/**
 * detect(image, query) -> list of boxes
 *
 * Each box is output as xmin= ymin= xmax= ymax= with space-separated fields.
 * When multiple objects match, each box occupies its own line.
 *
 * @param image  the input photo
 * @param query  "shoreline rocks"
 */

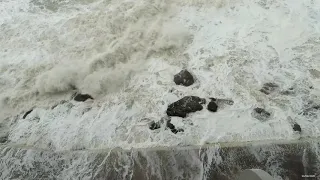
xmin=166 ymin=96 xmax=206 ymax=118
xmin=207 ymin=101 xmax=218 ymax=112
xmin=148 ymin=117 xmax=184 ymax=134
xmin=149 ymin=121 xmax=161 ymax=130
xmin=173 ymin=70 xmax=194 ymax=86
xmin=293 ymin=123 xmax=301 ymax=132
xmin=74 ymin=94 xmax=93 ymax=102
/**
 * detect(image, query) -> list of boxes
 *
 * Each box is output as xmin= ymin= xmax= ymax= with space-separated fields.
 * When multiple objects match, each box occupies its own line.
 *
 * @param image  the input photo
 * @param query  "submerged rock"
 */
xmin=23 ymin=109 xmax=33 ymax=119
xmin=0 ymin=134 xmax=8 ymax=143
xmin=173 ymin=70 xmax=194 ymax=86
xmin=293 ymin=123 xmax=301 ymax=132
xmin=260 ymin=82 xmax=279 ymax=95
xmin=166 ymin=96 xmax=205 ymax=118
xmin=74 ymin=94 xmax=93 ymax=102
xmin=252 ymin=108 xmax=271 ymax=121
xmin=148 ymin=117 xmax=184 ymax=134
xmin=148 ymin=121 xmax=161 ymax=130
xmin=165 ymin=120 xmax=184 ymax=134
xmin=207 ymin=101 xmax=218 ymax=112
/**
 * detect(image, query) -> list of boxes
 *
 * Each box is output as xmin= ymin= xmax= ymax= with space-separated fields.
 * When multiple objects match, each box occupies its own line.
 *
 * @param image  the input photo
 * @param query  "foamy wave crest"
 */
xmin=0 ymin=0 xmax=193 ymax=116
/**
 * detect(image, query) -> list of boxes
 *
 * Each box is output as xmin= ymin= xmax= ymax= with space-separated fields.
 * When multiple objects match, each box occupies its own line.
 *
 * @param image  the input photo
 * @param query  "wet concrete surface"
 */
xmin=0 ymin=139 xmax=319 ymax=180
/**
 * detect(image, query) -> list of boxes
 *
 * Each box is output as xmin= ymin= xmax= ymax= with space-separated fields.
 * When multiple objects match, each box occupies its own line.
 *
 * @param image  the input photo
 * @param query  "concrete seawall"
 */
xmin=0 ymin=139 xmax=319 ymax=180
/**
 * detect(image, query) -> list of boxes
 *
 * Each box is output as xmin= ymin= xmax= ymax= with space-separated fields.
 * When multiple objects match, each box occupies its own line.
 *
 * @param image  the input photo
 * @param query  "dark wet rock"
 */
xmin=293 ymin=123 xmax=301 ymax=132
xmin=260 ymin=82 xmax=279 ymax=95
xmin=173 ymin=70 xmax=194 ymax=86
xmin=166 ymin=121 xmax=183 ymax=134
xmin=166 ymin=121 xmax=175 ymax=130
xmin=207 ymin=101 xmax=218 ymax=112
xmin=165 ymin=120 xmax=184 ymax=133
xmin=148 ymin=116 xmax=171 ymax=130
xmin=171 ymin=128 xmax=184 ymax=134
xmin=51 ymin=104 xmax=58 ymax=110
xmin=254 ymin=108 xmax=271 ymax=116
xmin=166 ymin=96 xmax=205 ymax=118
xmin=252 ymin=108 xmax=271 ymax=121
xmin=148 ymin=121 xmax=161 ymax=130
xmin=313 ymin=105 xmax=320 ymax=110
xmin=23 ymin=109 xmax=33 ymax=119
xmin=148 ymin=117 xmax=184 ymax=134
xmin=74 ymin=94 xmax=93 ymax=102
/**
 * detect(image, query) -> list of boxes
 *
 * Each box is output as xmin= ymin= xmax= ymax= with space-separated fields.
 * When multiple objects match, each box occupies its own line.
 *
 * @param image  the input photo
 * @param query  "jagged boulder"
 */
xmin=293 ymin=123 xmax=301 ymax=132
xmin=173 ymin=70 xmax=194 ymax=86
xmin=166 ymin=96 xmax=206 ymax=118
xmin=207 ymin=101 xmax=218 ymax=112
xmin=74 ymin=94 xmax=93 ymax=102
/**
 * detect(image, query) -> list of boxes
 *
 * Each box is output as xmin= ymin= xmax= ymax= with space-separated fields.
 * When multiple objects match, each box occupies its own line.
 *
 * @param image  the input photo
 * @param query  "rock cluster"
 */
xmin=13 ymin=69 xmax=315 ymax=137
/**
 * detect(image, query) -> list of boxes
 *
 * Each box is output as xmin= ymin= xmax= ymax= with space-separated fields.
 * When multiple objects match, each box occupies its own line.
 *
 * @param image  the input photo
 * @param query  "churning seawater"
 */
xmin=0 ymin=0 xmax=320 ymax=179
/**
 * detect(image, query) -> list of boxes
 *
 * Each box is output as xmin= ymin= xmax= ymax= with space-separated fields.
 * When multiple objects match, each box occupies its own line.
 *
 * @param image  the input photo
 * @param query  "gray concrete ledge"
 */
xmin=0 ymin=138 xmax=320 ymax=180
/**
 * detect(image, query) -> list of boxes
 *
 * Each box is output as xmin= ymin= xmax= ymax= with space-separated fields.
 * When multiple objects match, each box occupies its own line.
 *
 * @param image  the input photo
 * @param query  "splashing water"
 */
xmin=0 ymin=0 xmax=320 ymax=179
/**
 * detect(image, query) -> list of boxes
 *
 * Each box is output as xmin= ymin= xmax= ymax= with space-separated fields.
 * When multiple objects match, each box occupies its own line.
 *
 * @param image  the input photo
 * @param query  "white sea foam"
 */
xmin=0 ymin=0 xmax=320 ymax=152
